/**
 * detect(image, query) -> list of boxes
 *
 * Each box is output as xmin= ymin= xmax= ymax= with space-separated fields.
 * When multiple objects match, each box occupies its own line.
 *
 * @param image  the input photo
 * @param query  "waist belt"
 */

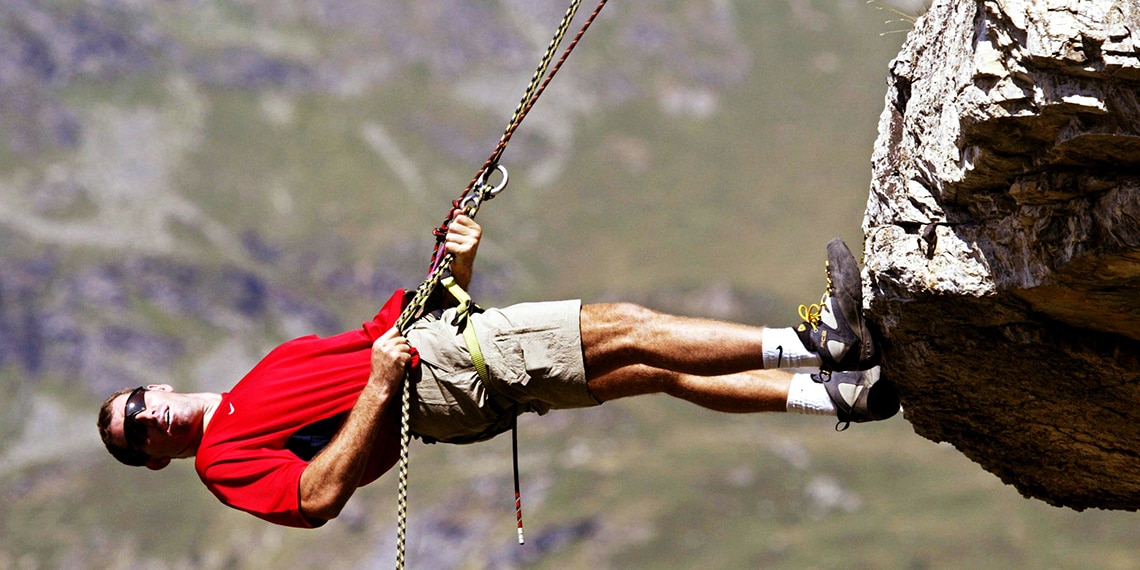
xmin=441 ymin=275 xmax=490 ymax=387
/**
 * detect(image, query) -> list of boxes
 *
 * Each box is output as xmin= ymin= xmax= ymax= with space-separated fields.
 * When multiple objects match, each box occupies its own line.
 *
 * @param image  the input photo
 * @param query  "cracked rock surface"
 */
xmin=863 ymin=0 xmax=1140 ymax=510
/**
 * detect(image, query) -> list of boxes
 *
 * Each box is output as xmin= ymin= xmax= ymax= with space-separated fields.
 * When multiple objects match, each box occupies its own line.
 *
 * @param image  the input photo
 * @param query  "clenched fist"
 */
xmin=370 ymin=327 xmax=412 ymax=388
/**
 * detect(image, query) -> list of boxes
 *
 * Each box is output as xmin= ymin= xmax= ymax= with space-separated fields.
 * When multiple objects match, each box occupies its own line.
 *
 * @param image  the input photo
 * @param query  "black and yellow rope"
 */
xmin=392 ymin=1 xmax=607 ymax=567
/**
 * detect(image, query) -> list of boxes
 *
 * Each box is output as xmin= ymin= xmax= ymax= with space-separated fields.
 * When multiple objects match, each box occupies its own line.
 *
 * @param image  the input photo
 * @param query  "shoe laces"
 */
xmin=798 ymin=294 xmax=826 ymax=331
xmin=797 ymin=259 xmax=835 ymax=332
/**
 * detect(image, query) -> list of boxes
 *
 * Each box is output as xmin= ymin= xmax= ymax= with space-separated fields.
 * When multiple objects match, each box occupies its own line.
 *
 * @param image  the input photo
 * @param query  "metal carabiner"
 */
xmin=461 ymin=164 xmax=509 ymax=216
xmin=477 ymin=164 xmax=509 ymax=200
xmin=459 ymin=193 xmax=481 ymax=215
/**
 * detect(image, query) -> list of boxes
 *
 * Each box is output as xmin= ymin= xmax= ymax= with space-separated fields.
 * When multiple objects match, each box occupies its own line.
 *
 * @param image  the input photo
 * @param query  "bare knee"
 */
xmin=583 ymin=302 xmax=657 ymax=322
xmin=580 ymin=302 xmax=660 ymax=377
xmin=581 ymin=303 xmax=659 ymax=340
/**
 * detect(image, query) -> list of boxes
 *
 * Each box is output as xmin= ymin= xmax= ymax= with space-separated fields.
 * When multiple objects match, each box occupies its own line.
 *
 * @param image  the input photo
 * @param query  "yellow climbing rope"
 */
xmin=392 ymin=1 xmax=608 ymax=567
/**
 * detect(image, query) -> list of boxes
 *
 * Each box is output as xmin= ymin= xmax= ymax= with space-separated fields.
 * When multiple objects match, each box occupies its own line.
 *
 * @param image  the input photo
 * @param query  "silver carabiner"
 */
xmin=477 ymin=164 xmax=509 ymax=200
xmin=459 ymin=193 xmax=481 ymax=214
xmin=459 ymin=164 xmax=509 ymax=216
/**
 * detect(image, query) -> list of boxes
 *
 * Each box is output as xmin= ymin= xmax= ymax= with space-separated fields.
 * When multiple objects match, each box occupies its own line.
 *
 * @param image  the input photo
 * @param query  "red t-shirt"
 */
xmin=195 ymin=290 xmax=411 ymax=528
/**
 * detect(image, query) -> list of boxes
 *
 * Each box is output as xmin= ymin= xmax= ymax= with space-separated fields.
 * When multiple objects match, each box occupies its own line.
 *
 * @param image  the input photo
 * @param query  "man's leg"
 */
xmin=580 ymin=302 xmax=774 ymax=379
xmin=582 ymin=318 xmax=898 ymax=423
xmin=576 ymin=237 xmax=897 ymax=425
xmin=579 ymin=306 xmax=839 ymax=417
xmin=587 ymin=364 xmax=792 ymax=413
xmin=578 ymin=238 xmax=877 ymax=379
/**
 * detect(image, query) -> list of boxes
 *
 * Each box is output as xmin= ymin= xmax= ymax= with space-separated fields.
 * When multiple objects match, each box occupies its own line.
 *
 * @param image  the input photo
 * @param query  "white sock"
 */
xmin=786 ymin=373 xmax=837 ymax=416
xmin=761 ymin=327 xmax=822 ymax=369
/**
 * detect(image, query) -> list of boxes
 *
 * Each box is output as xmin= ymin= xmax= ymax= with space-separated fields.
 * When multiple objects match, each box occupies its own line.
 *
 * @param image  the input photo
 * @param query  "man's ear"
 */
xmin=145 ymin=457 xmax=172 ymax=471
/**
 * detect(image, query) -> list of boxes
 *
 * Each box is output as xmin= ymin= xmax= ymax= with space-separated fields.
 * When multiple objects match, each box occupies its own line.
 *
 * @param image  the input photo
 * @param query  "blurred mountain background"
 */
xmin=1 ymin=0 xmax=1137 ymax=568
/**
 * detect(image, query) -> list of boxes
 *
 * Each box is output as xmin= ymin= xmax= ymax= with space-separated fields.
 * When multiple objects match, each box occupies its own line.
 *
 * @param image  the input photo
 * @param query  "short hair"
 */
xmin=98 ymin=387 xmax=151 ymax=467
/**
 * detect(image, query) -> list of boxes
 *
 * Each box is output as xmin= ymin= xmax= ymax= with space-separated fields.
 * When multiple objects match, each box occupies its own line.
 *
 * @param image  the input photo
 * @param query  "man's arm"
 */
xmin=298 ymin=328 xmax=409 ymax=523
xmin=444 ymin=210 xmax=481 ymax=291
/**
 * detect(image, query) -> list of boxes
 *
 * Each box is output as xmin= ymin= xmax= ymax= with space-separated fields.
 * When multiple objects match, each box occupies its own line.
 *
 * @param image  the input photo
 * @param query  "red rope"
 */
xmin=430 ymin=0 xmax=609 ymax=258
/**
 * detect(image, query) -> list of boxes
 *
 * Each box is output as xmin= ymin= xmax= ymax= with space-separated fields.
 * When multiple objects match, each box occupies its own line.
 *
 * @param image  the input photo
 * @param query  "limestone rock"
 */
xmin=863 ymin=0 xmax=1140 ymax=510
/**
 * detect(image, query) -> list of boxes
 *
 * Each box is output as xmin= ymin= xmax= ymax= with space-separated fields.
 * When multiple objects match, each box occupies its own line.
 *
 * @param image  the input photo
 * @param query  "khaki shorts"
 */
xmin=405 ymin=299 xmax=599 ymax=444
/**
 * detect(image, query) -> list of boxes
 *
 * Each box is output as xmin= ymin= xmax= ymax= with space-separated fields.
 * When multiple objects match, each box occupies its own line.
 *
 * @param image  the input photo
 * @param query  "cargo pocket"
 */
xmin=487 ymin=327 xmax=561 ymax=415
xmin=407 ymin=325 xmax=505 ymax=443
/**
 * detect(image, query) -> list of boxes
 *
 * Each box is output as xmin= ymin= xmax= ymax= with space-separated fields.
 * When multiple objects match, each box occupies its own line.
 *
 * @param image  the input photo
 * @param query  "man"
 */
xmin=97 ymin=211 xmax=899 ymax=528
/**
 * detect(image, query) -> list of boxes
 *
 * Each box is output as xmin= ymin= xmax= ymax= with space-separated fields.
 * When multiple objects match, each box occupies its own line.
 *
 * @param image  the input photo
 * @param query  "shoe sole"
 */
xmin=818 ymin=368 xmax=900 ymax=424
xmin=826 ymin=238 xmax=878 ymax=369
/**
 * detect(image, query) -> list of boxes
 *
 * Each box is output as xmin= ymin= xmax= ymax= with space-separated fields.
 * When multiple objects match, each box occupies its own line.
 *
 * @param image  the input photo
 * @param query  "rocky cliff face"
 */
xmin=864 ymin=0 xmax=1140 ymax=510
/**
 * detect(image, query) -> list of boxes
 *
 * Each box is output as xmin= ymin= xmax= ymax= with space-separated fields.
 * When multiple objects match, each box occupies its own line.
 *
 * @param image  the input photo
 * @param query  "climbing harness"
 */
xmin=440 ymin=274 xmax=490 ymax=387
xmin=392 ymin=1 xmax=608 ymax=567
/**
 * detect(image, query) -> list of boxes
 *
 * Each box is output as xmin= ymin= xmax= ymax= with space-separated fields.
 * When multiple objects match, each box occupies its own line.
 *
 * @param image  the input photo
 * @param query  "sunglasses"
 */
xmin=123 ymin=387 xmax=149 ymax=451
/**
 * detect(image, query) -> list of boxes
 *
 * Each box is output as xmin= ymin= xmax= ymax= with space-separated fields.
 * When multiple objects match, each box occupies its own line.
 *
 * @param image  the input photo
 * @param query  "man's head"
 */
xmin=97 ymin=384 xmax=205 ymax=471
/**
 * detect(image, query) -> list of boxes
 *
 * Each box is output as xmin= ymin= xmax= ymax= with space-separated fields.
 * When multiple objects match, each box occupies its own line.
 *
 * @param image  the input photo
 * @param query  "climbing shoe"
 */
xmin=812 ymin=366 xmax=899 ymax=428
xmin=796 ymin=238 xmax=880 ymax=371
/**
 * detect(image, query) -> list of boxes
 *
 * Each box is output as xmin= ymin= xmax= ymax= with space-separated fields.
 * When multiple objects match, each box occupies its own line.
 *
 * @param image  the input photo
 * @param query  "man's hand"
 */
xmin=370 ymin=328 xmax=412 ymax=387
xmin=445 ymin=209 xmax=481 ymax=289
xmin=300 ymin=327 xmax=408 ymax=524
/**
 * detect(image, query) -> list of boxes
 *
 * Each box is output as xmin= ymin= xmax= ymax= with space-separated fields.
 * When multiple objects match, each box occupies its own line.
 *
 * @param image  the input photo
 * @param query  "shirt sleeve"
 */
xmin=199 ymin=449 xmax=315 ymax=529
xmin=362 ymin=289 xmax=409 ymax=340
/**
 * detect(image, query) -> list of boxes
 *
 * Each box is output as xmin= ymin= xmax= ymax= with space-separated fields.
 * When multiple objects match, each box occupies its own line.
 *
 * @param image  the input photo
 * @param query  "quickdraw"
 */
xmin=392 ymin=1 xmax=608 ymax=567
